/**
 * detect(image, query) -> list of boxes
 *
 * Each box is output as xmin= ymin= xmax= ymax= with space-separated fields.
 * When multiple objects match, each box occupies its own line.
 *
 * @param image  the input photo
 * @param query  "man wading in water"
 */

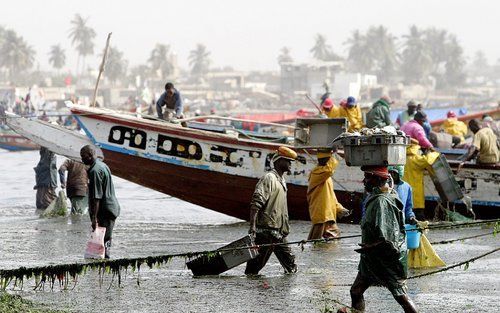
xmin=339 ymin=166 xmax=418 ymax=313
xmin=80 ymin=145 xmax=120 ymax=259
xmin=245 ymin=146 xmax=298 ymax=275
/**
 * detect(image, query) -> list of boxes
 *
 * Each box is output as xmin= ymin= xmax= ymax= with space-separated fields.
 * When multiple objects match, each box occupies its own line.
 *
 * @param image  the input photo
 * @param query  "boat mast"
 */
xmin=91 ymin=32 xmax=112 ymax=108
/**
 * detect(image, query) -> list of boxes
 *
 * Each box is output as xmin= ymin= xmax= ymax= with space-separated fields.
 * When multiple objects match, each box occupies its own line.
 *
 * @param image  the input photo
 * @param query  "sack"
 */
xmin=41 ymin=190 xmax=68 ymax=218
xmin=408 ymin=234 xmax=446 ymax=268
xmin=84 ymin=225 xmax=106 ymax=259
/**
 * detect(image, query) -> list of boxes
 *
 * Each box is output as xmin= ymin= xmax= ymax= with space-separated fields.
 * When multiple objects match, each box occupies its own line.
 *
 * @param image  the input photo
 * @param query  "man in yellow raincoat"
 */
xmin=338 ymin=96 xmax=364 ymax=132
xmin=403 ymin=139 xmax=440 ymax=221
xmin=441 ymin=111 xmax=468 ymax=142
xmin=321 ymin=98 xmax=341 ymax=118
xmin=307 ymin=148 xmax=349 ymax=239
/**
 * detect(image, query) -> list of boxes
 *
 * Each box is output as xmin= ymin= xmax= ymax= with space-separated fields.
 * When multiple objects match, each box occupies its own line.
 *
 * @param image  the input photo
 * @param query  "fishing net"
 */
xmin=41 ymin=190 xmax=68 ymax=218
xmin=445 ymin=209 xmax=473 ymax=222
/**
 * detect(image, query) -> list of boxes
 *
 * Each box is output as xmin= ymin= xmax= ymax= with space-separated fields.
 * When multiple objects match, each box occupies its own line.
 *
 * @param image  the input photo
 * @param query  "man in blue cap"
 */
xmin=339 ymin=96 xmax=364 ymax=132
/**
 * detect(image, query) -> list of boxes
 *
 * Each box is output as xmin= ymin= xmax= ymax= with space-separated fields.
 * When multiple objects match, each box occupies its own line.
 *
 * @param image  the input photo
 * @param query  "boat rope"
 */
xmin=0 ymin=220 xmax=497 ymax=291
xmin=317 ymin=247 xmax=500 ymax=289
xmin=430 ymin=231 xmax=495 ymax=245
xmin=407 ymin=247 xmax=500 ymax=280
xmin=4 ymin=112 xmax=297 ymax=129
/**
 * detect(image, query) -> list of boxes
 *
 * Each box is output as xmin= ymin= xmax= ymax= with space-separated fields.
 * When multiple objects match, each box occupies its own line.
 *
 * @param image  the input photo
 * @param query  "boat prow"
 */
xmin=4 ymin=112 xmax=102 ymax=161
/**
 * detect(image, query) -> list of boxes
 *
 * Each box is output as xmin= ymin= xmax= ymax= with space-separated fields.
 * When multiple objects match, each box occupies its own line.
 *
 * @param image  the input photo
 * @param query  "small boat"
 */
xmin=0 ymin=127 xmax=39 ymax=151
xmin=5 ymin=107 xmax=499 ymax=221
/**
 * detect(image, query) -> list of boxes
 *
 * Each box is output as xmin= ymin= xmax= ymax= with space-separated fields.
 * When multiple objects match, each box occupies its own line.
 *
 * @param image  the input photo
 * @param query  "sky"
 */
xmin=1 ymin=0 xmax=499 ymax=72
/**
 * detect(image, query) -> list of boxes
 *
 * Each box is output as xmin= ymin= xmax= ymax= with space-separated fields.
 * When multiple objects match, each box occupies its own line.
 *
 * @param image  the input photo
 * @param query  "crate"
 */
xmin=342 ymin=134 xmax=409 ymax=166
xmin=294 ymin=118 xmax=347 ymax=149
xmin=186 ymin=235 xmax=258 ymax=276
xmin=429 ymin=154 xmax=463 ymax=202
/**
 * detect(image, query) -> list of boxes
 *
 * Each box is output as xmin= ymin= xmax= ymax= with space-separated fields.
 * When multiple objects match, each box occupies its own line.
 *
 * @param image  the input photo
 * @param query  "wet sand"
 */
xmin=0 ymin=150 xmax=499 ymax=312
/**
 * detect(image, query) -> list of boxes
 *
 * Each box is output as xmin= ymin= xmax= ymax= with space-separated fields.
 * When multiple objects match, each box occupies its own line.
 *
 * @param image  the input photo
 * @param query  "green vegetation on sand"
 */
xmin=0 ymin=292 xmax=66 ymax=313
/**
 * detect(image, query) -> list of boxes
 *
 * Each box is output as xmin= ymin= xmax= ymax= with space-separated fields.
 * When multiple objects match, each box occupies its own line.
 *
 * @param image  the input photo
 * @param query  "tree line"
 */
xmin=278 ymin=25 xmax=488 ymax=90
xmin=0 ymin=14 xmax=212 ymax=86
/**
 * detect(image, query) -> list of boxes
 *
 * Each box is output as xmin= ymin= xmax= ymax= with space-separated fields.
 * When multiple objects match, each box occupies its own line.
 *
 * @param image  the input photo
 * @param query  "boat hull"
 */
xmin=0 ymin=132 xmax=39 ymax=151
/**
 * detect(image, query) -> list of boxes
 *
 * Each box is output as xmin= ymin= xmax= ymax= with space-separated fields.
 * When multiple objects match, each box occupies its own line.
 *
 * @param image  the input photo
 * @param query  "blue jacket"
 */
xmin=156 ymin=88 xmax=183 ymax=118
xmin=394 ymin=180 xmax=415 ymax=222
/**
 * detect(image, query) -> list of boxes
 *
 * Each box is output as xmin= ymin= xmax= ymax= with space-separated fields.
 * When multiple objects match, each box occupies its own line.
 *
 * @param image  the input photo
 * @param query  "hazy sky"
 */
xmin=1 ymin=0 xmax=499 ymax=72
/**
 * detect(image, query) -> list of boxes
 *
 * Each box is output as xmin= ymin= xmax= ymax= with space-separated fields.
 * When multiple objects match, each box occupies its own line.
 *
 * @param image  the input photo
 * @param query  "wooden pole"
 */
xmin=91 ymin=32 xmax=112 ymax=107
xmin=305 ymin=94 xmax=323 ymax=114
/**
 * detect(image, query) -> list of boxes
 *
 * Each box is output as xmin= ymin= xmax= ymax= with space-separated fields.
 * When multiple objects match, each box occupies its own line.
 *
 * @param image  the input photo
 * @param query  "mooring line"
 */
xmin=0 ymin=220 xmax=497 ymax=291
xmin=430 ymin=231 xmax=495 ymax=245
xmin=408 ymin=247 xmax=500 ymax=280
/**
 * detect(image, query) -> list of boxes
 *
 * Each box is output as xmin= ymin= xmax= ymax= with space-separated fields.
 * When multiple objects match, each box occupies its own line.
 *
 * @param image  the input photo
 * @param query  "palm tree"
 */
xmin=128 ymin=64 xmax=150 ymax=87
xmin=148 ymin=44 xmax=173 ymax=78
xmin=68 ymin=14 xmax=96 ymax=75
xmin=472 ymin=50 xmax=489 ymax=77
xmin=48 ymin=44 xmax=66 ymax=73
xmin=277 ymin=47 xmax=293 ymax=64
xmin=104 ymin=46 xmax=127 ymax=85
xmin=310 ymin=34 xmax=332 ymax=61
xmin=188 ymin=43 xmax=211 ymax=76
xmin=424 ymin=28 xmax=448 ymax=75
xmin=366 ymin=26 xmax=399 ymax=83
xmin=401 ymin=25 xmax=433 ymax=84
xmin=443 ymin=35 xmax=466 ymax=88
xmin=0 ymin=30 xmax=35 ymax=80
xmin=344 ymin=30 xmax=373 ymax=73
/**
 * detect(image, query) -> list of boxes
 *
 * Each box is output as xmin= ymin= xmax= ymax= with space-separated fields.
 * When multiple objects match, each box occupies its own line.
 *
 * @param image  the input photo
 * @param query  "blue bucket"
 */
xmin=405 ymin=224 xmax=421 ymax=249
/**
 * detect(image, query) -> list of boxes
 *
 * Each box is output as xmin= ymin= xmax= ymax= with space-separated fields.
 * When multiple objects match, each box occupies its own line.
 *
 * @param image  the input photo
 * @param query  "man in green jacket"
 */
xmin=245 ymin=146 xmax=298 ymax=275
xmin=366 ymin=96 xmax=394 ymax=128
xmin=342 ymin=166 xmax=418 ymax=313
xmin=80 ymin=145 xmax=121 ymax=259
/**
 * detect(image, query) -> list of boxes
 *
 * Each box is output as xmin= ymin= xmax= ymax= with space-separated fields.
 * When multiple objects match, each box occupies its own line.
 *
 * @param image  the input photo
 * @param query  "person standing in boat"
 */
xmin=395 ymin=100 xmax=417 ymax=127
xmin=462 ymin=119 xmax=500 ymax=165
xmin=441 ymin=111 xmax=468 ymax=143
xmin=366 ymin=95 xmax=393 ymax=128
xmin=80 ymin=145 xmax=121 ymax=259
xmin=59 ymin=159 xmax=88 ymax=214
xmin=340 ymin=166 xmax=418 ymax=313
xmin=156 ymin=82 xmax=183 ymax=121
xmin=245 ymin=146 xmax=298 ymax=275
xmin=403 ymin=139 xmax=440 ymax=221
xmin=307 ymin=148 xmax=350 ymax=240
xmin=338 ymin=97 xmax=364 ymax=132
xmin=400 ymin=112 xmax=434 ymax=151
xmin=34 ymin=147 xmax=58 ymax=210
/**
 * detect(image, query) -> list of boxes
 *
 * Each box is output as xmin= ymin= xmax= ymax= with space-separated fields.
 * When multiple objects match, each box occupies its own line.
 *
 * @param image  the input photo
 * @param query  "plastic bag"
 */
xmin=408 ymin=234 xmax=446 ymax=268
xmin=84 ymin=225 xmax=106 ymax=259
xmin=41 ymin=190 xmax=68 ymax=218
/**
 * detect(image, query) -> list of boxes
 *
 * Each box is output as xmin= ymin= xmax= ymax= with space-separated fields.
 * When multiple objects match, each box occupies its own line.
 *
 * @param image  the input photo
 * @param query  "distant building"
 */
xmin=280 ymin=61 xmax=343 ymax=99
xmin=332 ymin=73 xmax=377 ymax=100
xmin=206 ymin=71 xmax=245 ymax=91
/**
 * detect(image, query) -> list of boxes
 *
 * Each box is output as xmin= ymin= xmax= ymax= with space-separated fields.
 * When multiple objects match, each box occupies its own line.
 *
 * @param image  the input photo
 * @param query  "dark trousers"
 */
xmin=245 ymin=232 xmax=297 ymax=275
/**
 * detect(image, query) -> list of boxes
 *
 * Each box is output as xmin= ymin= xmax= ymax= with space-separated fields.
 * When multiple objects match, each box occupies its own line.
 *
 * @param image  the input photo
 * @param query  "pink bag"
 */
xmin=84 ymin=225 xmax=106 ymax=259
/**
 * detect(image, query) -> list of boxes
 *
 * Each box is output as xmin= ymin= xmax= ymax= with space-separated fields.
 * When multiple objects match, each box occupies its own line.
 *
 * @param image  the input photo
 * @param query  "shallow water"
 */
xmin=0 ymin=150 xmax=499 ymax=312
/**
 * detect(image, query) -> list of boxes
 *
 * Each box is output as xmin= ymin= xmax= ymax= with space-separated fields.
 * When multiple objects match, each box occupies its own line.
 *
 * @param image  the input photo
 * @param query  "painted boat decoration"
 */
xmin=5 ymin=106 xmax=499 ymax=221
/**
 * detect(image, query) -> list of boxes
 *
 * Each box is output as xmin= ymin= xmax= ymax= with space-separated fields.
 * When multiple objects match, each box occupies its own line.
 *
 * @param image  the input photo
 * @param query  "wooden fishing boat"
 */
xmin=0 ymin=127 xmax=39 ymax=151
xmin=5 ymin=107 xmax=499 ymax=221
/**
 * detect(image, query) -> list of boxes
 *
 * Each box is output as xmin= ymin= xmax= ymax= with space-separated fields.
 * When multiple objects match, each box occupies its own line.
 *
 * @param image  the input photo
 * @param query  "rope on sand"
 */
xmin=430 ymin=231 xmax=495 ymax=245
xmin=0 ymin=220 xmax=497 ymax=291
